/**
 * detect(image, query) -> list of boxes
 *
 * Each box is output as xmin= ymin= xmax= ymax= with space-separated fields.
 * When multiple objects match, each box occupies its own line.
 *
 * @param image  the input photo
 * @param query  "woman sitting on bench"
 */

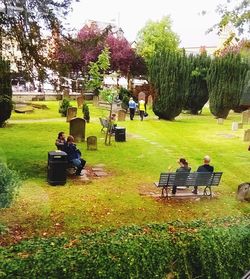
xmin=172 ymin=158 xmax=191 ymax=195
xmin=64 ymin=135 xmax=86 ymax=176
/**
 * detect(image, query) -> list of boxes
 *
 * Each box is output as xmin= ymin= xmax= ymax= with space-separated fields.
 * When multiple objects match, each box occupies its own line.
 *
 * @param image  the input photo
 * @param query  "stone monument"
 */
xmin=66 ymin=107 xmax=77 ymax=122
xmin=69 ymin=117 xmax=86 ymax=142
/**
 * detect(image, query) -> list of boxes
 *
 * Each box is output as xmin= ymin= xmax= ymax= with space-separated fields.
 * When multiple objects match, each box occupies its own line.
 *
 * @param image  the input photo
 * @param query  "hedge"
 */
xmin=0 ymin=216 xmax=249 ymax=279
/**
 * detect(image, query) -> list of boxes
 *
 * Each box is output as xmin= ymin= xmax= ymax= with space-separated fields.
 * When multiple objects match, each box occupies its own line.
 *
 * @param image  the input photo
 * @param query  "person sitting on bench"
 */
xmin=192 ymin=155 xmax=214 ymax=194
xmin=55 ymin=131 xmax=66 ymax=152
xmin=172 ymin=158 xmax=191 ymax=195
xmin=65 ymin=135 xmax=86 ymax=176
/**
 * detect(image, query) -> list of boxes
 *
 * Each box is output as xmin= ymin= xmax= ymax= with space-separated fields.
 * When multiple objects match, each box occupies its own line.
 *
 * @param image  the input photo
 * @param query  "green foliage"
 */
xmin=58 ymin=99 xmax=71 ymax=117
xmin=0 ymin=59 xmax=12 ymax=127
xmin=0 ymin=163 xmax=21 ymax=208
xmin=149 ymin=50 xmax=190 ymax=120
xmin=86 ymin=47 xmax=111 ymax=94
xmin=136 ymin=16 xmax=180 ymax=63
xmin=240 ymin=69 xmax=250 ymax=106
xmin=207 ymin=53 xmax=249 ymax=118
xmin=82 ymin=103 xmax=90 ymax=122
xmin=0 ymin=216 xmax=249 ymax=278
xmin=210 ymin=0 xmax=250 ymax=37
xmin=100 ymin=88 xmax=117 ymax=104
xmin=184 ymin=54 xmax=211 ymax=114
xmin=118 ymin=87 xmax=132 ymax=110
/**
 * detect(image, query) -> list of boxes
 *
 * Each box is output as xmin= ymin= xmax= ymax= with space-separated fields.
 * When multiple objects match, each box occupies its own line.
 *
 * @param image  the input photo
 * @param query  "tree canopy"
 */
xmin=0 ymin=0 xmax=75 ymax=81
xmin=136 ymin=16 xmax=180 ymax=63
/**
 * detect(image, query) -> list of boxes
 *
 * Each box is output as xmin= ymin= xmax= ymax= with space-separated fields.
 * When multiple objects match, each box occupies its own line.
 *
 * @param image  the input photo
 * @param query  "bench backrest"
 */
xmin=157 ymin=172 xmax=223 ymax=187
xmin=99 ymin=118 xmax=109 ymax=128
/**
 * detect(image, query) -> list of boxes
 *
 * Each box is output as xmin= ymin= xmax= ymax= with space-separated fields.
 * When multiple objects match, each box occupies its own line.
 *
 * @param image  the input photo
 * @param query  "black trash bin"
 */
xmin=47 ymin=151 xmax=68 ymax=185
xmin=115 ymin=127 xmax=126 ymax=142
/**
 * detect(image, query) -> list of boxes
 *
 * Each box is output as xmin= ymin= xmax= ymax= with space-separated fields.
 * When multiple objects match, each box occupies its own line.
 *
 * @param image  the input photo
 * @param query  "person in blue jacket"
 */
xmin=128 ymin=97 xmax=137 ymax=120
xmin=65 ymin=135 xmax=86 ymax=176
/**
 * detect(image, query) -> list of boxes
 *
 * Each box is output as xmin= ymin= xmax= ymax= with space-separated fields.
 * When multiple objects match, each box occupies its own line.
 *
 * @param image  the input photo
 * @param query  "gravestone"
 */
xmin=138 ymin=91 xmax=146 ymax=101
xmin=69 ymin=117 xmax=86 ymax=142
xmin=117 ymin=110 xmax=126 ymax=121
xmin=238 ymin=123 xmax=243 ymax=129
xmin=63 ymin=88 xmax=70 ymax=98
xmin=76 ymin=96 xmax=84 ymax=108
xmin=66 ymin=107 xmax=77 ymax=122
xmin=243 ymin=129 xmax=250 ymax=141
xmin=93 ymin=96 xmax=99 ymax=106
xmin=147 ymin=95 xmax=153 ymax=107
xmin=87 ymin=136 xmax=97 ymax=150
xmin=217 ymin=118 xmax=224 ymax=124
xmin=236 ymin=183 xmax=250 ymax=202
xmin=241 ymin=109 xmax=250 ymax=124
xmin=232 ymin=122 xmax=238 ymax=131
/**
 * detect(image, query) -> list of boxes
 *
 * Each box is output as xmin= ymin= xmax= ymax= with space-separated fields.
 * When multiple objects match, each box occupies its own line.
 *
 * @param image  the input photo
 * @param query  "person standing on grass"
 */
xmin=172 ymin=158 xmax=191 ymax=195
xmin=65 ymin=135 xmax=86 ymax=176
xmin=192 ymin=155 xmax=214 ymax=194
xmin=138 ymin=99 xmax=146 ymax=121
xmin=128 ymin=97 xmax=137 ymax=120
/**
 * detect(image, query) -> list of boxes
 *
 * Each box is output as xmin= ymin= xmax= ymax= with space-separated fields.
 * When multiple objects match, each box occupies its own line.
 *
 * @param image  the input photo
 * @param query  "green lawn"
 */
xmin=0 ymin=101 xmax=249 ymax=240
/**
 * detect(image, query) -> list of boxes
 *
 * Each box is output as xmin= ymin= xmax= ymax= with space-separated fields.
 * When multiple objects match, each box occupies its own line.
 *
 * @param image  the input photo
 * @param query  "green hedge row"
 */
xmin=0 ymin=216 xmax=249 ymax=279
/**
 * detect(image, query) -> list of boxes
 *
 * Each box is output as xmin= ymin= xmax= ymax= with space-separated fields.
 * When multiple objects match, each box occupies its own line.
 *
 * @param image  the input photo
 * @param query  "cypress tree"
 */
xmin=0 ymin=59 xmax=13 ymax=127
xmin=184 ymin=54 xmax=211 ymax=114
xmin=207 ymin=53 xmax=248 ymax=119
xmin=149 ymin=50 xmax=190 ymax=120
xmin=240 ymin=70 xmax=250 ymax=108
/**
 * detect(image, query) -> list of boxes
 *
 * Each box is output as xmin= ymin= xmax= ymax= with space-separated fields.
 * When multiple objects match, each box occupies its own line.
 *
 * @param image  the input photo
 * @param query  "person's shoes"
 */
xmin=192 ymin=190 xmax=198 ymax=194
xmin=172 ymin=191 xmax=176 ymax=195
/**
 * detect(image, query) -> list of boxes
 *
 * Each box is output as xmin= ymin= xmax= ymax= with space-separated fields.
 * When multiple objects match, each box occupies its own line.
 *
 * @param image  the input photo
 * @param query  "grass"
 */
xmin=0 ymin=101 xmax=249 ymax=241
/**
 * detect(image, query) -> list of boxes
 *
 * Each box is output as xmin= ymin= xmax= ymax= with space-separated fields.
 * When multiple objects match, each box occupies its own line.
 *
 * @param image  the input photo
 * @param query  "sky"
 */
xmin=67 ymin=0 xmax=233 ymax=48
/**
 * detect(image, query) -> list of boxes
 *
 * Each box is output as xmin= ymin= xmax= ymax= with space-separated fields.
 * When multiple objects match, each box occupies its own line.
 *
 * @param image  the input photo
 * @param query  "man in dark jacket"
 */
xmin=65 ymin=135 xmax=86 ymax=176
xmin=192 ymin=155 xmax=214 ymax=194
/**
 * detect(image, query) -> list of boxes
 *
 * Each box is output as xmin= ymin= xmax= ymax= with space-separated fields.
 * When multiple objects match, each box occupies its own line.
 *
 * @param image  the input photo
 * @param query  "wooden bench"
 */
xmin=99 ymin=117 xmax=109 ymax=133
xmin=154 ymin=172 xmax=223 ymax=198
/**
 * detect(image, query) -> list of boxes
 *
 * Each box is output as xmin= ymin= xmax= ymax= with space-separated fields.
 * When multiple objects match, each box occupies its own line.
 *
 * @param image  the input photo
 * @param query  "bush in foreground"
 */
xmin=0 ymin=163 xmax=20 ymax=208
xmin=0 ymin=216 xmax=249 ymax=278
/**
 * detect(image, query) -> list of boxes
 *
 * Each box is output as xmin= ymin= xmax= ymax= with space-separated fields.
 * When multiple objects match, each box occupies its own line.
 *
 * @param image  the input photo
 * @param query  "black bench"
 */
xmin=99 ymin=117 xmax=109 ymax=133
xmin=154 ymin=172 xmax=223 ymax=198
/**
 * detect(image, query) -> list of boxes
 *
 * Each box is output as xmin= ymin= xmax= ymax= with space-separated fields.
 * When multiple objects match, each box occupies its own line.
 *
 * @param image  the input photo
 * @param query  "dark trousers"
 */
xmin=129 ymin=108 xmax=135 ymax=120
xmin=75 ymin=158 xmax=86 ymax=175
xmin=139 ymin=110 xmax=144 ymax=121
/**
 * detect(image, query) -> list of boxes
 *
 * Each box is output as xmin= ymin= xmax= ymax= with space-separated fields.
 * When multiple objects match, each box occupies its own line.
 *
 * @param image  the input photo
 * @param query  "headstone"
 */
xmin=138 ymin=91 xmax=146 ymax=101
xmin=76 ymin=96 xmax=84 ymax=108
xmin=243 ymin=129 xmax=250 ymax=141
xmin=238 ymin=123 xmax=243 ymax=129
xmin=66 ymin=107 xmax=77 ymax=122
xmin=217 ymin=118 xmax=224 ymax=124
xmin=93 ymin=96 xmax=99 ymax=106
xmin=69 ymin=117 xmax=86 ymax=142
xmin=242 ymin=109 xmax=250 ymax=124
xmin=232 ymin=122 xmax=238 ymax=131
xmin=147 ymin=95 xmax=153 ymax=107
xmin=87 ymin=136 xmax=97 ymax=150
xmin=236 ymin=183 xmax=250 ymax=202
xmin=63 ymin=88 xmax=70 ymax=98
xmin=117 ymin=110 xmax=126 ymax=121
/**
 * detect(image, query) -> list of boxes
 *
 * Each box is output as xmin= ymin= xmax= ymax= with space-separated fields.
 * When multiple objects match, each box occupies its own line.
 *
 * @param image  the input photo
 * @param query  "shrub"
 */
xmin=0 ymin=216 xmax=249 ymax=278
xmin=0 ymin=163 xmax=21 ymax=208
xmin=59 ymin=98 xmax=71 ymax=117
xmin=118 ymin=87 xmax=132 ymax=110
xmin=149 ymin=50 xmax=190 ymax=120
xmin=82 ymin=103 xmax=90 ymax=122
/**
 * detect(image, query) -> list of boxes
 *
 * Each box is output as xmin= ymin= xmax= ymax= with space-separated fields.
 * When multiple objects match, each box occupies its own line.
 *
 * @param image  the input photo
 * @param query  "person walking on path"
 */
xmin=138 ymin=99 xmax=146 ymax=121
xmin=192 ymin=155 xmax=214 ymax=194
xmin=128 ymin=97 xmax=137 ymax=120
